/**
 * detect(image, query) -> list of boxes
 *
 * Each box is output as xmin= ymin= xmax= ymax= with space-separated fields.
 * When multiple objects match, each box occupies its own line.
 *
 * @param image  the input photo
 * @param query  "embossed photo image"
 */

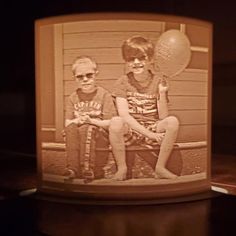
xmin=36 ymin=13 xmax=212 ymax=198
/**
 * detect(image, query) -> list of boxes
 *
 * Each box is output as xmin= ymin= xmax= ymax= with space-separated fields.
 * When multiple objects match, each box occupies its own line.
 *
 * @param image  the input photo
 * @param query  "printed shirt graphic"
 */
xmin=66 ymin=86 xmax=117 ymax=121
xmin=113 ymin=72 xmax=161 ymax=122
xmin=73 ymin=100 xmax=102 ymax=118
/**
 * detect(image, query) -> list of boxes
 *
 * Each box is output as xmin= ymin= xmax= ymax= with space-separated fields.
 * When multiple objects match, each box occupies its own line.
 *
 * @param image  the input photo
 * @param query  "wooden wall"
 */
xmin=39 ymin=19 xmax=210 ymax=143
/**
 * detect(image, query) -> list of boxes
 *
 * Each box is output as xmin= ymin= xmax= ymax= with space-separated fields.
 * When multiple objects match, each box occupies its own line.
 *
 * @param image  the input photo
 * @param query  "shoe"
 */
xmin=82 ymin=169 xmax=94 ymax=183
xmin=63 ymin=168 xmax=76 ymax=180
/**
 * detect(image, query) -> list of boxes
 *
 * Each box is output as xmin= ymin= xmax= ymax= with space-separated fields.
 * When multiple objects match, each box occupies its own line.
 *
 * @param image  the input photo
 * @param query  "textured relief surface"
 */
xmin=180 ymin=148 xmax=207 ymax=175
xmin=42 ymin=150 xmax=66 ymax=175
xmin=42 ymin=147 xmax=207 ymax=179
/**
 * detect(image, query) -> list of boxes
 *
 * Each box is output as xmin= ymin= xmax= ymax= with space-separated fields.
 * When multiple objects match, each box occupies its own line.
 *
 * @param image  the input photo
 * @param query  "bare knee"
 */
xmin=166 ymin=116 xmax=179 ymax=131
xmin=109 ymin=116 xmax=125 ymax=133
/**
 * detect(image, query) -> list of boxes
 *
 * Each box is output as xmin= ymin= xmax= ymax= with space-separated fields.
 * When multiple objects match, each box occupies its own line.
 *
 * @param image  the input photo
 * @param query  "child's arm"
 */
xmin=65 ymin=116 xmax=110 ymax=128
xmin=157 ymin=78 xmax=169 ymax=119
xmin=87 ymin=117 xmax=111 ymax=128
xmin=65 ymin=118 xmax=78 ymax=127
xmin=65 ymin=116 xmax=87 ymax=127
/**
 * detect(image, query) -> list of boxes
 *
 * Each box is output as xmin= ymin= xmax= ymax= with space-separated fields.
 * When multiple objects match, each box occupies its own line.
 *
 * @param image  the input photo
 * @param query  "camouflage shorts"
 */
xmin=124 ymin=120 xmax=164 ymax=147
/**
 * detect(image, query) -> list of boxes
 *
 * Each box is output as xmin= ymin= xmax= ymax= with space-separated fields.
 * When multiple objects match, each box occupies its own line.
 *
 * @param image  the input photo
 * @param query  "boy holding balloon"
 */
xmin=111 ymin=35 xmax=180 ymax=180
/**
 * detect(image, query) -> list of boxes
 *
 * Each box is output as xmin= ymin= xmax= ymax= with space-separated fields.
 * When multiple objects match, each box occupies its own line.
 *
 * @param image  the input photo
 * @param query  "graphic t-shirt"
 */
xmin=66 ymin=86 xmax=117 ymax=121
xmin=112 ymin=72 xmax=161 ymax=123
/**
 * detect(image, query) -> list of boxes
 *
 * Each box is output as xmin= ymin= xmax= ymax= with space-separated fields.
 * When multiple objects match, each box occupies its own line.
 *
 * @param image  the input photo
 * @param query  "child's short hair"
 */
xmin=121 ymin=36 xmax=154 ymax=61
xmin=72 ymin=56 xmax=98 ymax=75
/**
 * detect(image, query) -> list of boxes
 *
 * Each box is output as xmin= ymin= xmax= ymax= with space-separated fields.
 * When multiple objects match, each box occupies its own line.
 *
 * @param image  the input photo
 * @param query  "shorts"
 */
xmin=124 ymin=120 xmax=163 ymax=147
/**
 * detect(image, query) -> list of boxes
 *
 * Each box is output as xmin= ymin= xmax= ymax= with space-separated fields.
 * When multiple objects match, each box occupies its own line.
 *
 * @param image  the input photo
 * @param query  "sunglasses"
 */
xmin=74 ymin=73 xmax=95 ymax=80
xmin=126 ymin=55 xmax=147 ymax=62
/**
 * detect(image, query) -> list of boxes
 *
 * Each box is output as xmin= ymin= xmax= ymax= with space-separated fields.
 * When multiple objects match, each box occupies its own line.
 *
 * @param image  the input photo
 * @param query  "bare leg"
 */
xmin=155 ymin=116 xmax=179 ymax=179
xmin=109 ymin=117 xmax=127 ymax=180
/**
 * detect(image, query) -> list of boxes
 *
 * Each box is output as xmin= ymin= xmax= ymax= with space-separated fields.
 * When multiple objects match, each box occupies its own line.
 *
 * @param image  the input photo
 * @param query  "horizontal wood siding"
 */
xmin=63 ymin=20 xmax=165 ymax=33
xmin=64 ymin=79 xmax=207 ymax=96
xmin=64 ymin=64 xmax=125 ymax=81
xmin=64 ymin=32 xmax=162 ymax=49
xmin=64 ymin=66 xmax=207 ymax=81
xmin=188 ymin=51 xmax=209 ymax=69
xmin=168 ymin=96 xmax=207 ymax=110
xmin=177 ymin=125 xmax=207 ymax=142
xmin=64 ymin=48 xmax=124 ymax=64
xmin=64 ymin=48 xmax=209 ymax=69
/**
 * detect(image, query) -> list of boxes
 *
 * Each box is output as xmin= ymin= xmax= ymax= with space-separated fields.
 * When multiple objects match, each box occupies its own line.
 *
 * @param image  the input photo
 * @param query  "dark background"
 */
xmin=0 ymin=1 xmax=236 ymax=235
xmin=1 ymin=0 xmax=236 ymax=157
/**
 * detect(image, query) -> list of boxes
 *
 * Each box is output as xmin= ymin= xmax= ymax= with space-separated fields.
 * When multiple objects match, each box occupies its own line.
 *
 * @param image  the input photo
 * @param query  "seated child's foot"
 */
xmin=112 ymin=168 xmax=127 ymax=181
xmin=155 ymin=166 xmax=177 ymax=179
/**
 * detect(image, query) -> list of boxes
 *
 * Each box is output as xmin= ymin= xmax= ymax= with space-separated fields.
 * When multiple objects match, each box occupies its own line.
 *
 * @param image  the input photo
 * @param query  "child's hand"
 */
xmin=159 ymin=77 xmax=169 ymax=93
xmin=154 ymin=132 xmax=165 ymax=144
xmin=74 ymin=116 xmax=87 ymax=125
xmin=148 ymin=132 xmax=165 ymax=144
xmin=83 ymin=115 xmax=91 ymax=123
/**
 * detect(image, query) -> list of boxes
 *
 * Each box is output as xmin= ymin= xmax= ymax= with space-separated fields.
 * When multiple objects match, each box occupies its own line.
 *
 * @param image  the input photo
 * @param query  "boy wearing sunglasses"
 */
xmin=64 ymin=56 xmax=117 ymax=183
xmin=111 ymin=36 xmax=179 ymax=180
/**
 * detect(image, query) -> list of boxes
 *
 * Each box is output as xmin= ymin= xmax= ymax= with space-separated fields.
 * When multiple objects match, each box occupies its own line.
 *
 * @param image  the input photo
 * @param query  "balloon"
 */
xmin=154 ymin=30 xmax=191 ymax=78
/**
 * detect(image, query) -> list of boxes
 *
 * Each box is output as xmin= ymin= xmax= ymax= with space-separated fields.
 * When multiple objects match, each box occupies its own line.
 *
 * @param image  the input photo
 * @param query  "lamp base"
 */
xmin=31 ymin=189 xmax=220 ymax=205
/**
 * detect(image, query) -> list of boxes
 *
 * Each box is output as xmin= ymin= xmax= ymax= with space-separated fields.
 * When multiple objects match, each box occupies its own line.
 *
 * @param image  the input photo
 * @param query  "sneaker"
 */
xmin=63 ymin=168 xmax=76 ymax=180
xmin=82 ymin=169 xmax=94 ymax=183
